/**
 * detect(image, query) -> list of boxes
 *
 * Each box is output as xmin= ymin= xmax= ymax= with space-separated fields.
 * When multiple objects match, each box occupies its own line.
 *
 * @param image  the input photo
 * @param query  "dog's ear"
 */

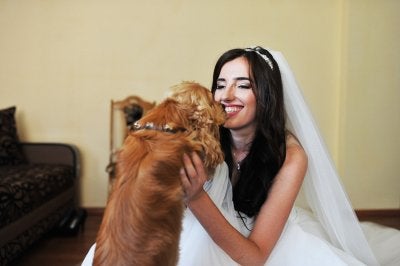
xmin=186 ymin=102 xmax=225 ymax=171
xmin=188 ymin=106 xmax=212 ymax=130
xmin=168 ymin=81 xmax=225 ymax=170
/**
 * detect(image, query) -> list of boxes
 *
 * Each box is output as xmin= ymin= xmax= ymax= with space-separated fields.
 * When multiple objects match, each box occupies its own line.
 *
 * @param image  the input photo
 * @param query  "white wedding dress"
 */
xmin=82 ymin=50 xmax=400 ymax=266
xmin=178 ymin=163 xmax=400 ymax=266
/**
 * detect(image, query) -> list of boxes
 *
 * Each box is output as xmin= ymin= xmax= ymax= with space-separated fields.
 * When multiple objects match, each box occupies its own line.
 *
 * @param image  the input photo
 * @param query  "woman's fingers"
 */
xmin=182 ymin=153 xmax=196 ymax=179
xmin=180 ymin=167 xmax=190 ymax=203
xmin=190 ymin=152 xmax=207 ymax=181
xmin=180 ymin=167 xmax=190 ymax=187
xmin=180 ymin=152 xmax=209 ymax=202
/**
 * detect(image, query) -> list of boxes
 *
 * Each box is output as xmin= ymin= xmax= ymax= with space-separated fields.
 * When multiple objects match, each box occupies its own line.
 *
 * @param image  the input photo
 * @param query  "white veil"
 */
xmin=269 ymin=50 xmax=379 ymax=265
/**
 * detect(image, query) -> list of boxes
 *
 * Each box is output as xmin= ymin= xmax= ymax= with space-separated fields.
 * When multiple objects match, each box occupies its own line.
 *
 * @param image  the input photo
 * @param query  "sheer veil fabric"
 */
xmin=271 ymin=50 xmax=379 ymax=265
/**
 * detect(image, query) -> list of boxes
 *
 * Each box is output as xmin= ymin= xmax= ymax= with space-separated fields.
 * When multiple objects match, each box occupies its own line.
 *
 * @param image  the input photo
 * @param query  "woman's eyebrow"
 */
xmin=235 ymin=77 xmax=251 ymax=81
xmin=217 ymin=77 xmax=250 ymax=82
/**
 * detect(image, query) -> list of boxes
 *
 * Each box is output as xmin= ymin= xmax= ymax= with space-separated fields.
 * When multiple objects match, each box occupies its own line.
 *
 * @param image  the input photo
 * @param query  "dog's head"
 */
xmin=132 ymin=81 xmax=225 ymax=173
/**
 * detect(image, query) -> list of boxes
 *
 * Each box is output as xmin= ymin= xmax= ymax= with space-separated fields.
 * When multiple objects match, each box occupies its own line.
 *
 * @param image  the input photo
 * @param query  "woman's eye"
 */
xmin=238 ymin=84 xmax=251 ymax=89
xmin=216 ymin=84 xmax=225 ymax=90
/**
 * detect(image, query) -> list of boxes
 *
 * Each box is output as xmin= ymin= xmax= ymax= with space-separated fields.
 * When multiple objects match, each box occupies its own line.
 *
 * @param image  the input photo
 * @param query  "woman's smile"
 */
xmin=224 ymin=104 xmax=243 ymax=117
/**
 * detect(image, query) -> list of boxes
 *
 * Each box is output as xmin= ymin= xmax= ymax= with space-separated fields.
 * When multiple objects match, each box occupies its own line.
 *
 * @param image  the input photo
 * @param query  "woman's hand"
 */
xmin=180 ymin=152 xmax=208 ymax=204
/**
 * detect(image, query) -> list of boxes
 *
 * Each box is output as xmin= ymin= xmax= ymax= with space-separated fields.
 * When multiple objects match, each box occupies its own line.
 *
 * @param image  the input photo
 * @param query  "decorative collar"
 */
xmin=131 ymin=121 xmax=187 ymax=134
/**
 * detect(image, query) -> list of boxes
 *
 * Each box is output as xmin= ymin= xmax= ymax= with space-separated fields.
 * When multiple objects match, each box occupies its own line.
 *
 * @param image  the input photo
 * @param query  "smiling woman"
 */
xmin=177 ymin=47 xmax=400 ymax=266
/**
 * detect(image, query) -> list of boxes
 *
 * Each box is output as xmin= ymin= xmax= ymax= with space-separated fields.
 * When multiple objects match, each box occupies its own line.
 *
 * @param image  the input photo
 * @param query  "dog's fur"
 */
xmin=93 ymin=82 xmax=225 ymax=266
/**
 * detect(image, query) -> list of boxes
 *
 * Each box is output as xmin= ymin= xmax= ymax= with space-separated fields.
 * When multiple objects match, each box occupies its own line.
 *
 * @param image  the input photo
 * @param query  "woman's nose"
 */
xmin=221 ymin=85 xmax=235 ymax=101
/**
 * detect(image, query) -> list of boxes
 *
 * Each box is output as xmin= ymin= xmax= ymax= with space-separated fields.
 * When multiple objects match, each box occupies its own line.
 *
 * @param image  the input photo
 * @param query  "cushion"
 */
xmin=0 ymin=164 xmax=75 ymax=228
xmin=0 ymin=106 xmax=26 ymax=166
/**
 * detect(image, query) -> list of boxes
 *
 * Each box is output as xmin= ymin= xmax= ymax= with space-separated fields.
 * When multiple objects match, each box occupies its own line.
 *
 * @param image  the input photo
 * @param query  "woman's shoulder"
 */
xmin=286 ymin=131 xmax=301 ymax=148
xmin=284 ymin=132 xmax=308 ymax=171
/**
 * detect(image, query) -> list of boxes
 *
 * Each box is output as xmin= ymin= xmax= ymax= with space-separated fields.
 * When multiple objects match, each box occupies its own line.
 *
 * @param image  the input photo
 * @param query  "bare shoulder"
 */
xmin=281 ymin=133 xmax=308 ymax=179
xmin=287 ymin=133 xmax=306 ymax=156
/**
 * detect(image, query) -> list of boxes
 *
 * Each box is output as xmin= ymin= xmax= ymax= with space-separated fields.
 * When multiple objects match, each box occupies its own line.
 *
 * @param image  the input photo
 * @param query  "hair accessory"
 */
xmin=245 ymin=47 xmax=274 ymax=70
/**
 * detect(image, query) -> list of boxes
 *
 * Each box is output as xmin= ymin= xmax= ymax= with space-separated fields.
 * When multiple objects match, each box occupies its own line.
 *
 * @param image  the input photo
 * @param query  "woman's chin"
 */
xmin=222 ymin=119 xmax=239 ymax=130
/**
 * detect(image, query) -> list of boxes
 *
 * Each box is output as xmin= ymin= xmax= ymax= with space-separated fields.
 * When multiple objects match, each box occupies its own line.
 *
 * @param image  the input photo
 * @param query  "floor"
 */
xmin=13 ymin=214 xmax=102 ymax=266
xmin=358 ymin=215 xmax=400 ymax=230
xmin=11 ymin=211 xmax=400 ymax=266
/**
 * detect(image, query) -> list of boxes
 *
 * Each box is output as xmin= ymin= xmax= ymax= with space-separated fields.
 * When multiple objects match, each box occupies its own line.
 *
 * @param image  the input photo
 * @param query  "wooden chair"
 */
xmin=107 ymin=95 xmax=155 ymax=193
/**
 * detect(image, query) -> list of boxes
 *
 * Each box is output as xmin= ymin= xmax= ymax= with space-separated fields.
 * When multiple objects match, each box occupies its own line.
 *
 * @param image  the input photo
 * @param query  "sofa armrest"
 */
xmin=20 ymin=142 xmax=80 ymax=178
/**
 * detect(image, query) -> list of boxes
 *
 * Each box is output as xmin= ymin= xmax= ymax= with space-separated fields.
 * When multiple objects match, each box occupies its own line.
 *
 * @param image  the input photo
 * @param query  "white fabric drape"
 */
xmin=271 ymin=50 xmax=379 ymax=265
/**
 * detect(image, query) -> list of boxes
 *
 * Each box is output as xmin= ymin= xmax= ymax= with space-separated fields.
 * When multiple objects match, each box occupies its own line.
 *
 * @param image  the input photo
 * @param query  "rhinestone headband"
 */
xmin=132 ymin=121 xmax=187 ymax=134
xmin=244 ymin=47 xmax=274 ymax=70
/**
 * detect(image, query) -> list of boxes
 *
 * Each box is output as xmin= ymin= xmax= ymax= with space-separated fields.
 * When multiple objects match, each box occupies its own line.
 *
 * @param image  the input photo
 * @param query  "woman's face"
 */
xmin=214 ymin=57 xmax=257 ymax=132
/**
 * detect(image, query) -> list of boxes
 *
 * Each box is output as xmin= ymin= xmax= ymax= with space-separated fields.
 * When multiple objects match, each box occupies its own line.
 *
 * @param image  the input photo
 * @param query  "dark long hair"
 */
xmin=211 ymin=47 xmax=286 ymax=217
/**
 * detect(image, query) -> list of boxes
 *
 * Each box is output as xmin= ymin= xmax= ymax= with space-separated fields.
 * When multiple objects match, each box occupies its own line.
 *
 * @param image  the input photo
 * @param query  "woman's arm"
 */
xmin=180 ymin=141 xmax=307 ymax=266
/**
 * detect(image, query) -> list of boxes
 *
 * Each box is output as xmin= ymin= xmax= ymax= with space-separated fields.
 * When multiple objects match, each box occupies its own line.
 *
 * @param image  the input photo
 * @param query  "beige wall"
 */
xmin=0 ymin=0 xmax=398 ymax=209
xmin=338 ymin=0 xmax=400 ymax=208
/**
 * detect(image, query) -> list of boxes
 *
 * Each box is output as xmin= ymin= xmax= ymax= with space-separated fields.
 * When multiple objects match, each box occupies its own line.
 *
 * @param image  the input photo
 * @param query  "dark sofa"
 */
xmin=0 ymin=106 xmax=80 ymax=265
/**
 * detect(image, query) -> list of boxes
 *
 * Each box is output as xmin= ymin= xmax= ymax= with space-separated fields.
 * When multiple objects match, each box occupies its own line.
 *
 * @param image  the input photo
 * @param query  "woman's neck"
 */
xmin=230 ymin=129 xmax=254 ymax=183
xmin=230 ymin=128 xmax=255 ymax=152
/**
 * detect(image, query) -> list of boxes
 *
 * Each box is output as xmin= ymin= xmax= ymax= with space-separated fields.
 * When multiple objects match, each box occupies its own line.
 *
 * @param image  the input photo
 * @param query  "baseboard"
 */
xmin=84 ymin=207 xmax=105 ymax=216
xmin=83 ymin=207 xmax=400 ymax=220
xmin=355 ymin=209 xmax=400 ymax=220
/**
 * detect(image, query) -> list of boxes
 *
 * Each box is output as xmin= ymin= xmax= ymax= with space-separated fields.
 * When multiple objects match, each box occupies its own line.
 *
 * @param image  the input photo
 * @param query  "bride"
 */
xmin=178 ymin=46 xmax=400 ymax=266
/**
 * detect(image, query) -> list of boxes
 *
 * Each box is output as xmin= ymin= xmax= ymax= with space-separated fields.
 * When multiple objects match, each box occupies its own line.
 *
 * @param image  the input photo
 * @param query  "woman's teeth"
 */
xmin=225 ymin=106 xmax=242 ymax=113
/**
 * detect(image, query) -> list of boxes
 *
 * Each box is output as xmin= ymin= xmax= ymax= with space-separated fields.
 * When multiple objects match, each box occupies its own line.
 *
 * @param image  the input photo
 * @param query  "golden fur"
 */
xmin=93 ymin=82 xmax=225 ymax=266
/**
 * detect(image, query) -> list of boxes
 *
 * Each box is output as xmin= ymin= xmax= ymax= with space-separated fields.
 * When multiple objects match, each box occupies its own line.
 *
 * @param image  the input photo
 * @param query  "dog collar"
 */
xmin=131 ymin=121 xmax=187 ymax=134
